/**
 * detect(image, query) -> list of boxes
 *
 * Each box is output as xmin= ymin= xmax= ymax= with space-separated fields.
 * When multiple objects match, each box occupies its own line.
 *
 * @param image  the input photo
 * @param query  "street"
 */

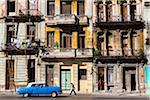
xmin=0 ymin=94 xmax=149 ymax=100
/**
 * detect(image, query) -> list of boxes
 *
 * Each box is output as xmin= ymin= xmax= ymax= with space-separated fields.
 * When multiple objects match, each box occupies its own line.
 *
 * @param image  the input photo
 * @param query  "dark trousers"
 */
xmin=70 ymin=89 xmax=76 ymax=95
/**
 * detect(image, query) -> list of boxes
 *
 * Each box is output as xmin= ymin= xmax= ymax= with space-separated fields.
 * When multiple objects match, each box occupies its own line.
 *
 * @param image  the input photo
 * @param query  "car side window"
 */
xmin=31 ymin=84 xmax=36 ymax=87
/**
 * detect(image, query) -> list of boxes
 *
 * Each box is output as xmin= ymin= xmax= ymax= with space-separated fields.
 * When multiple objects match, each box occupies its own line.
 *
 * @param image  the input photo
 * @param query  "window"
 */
xmin=105 ymin=1 xmax=112 ymax=21
xmin=79 ymin=69 xmax=87 ymax=80
xmin=97 ymin=2 xmax=104 ymax=21
xmin=47 ymin=32 xmax=54 ymax=48
xmin=78 ymin=32 xmax=85 ymax=48
xmin=7 ymin=0 xmax=15 ymax=13
xmin=61 ymin=32 xmax=72 ymax=48
xmin=27 ymin=25 xmax=35 ymax=41
xmin=130 ymin=1 xmax=136 ymax=21
xmin=77 ymin=0 xmax=84 ymax=15
xmin=107 ymin=67 xmax=114 ymax=85
xmin=47 ymin=0 xmax=55 ymax=15
xmin=120 ymin=0 xmax=127 ymax=21
xmin=6 ymin=25 xmax=15 ymax=44
xmin=61 ymin=1 xmax=71 ymax=14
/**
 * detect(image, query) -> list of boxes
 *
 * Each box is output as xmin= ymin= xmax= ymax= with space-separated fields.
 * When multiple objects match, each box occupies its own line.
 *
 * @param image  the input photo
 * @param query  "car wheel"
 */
xmin=23 ymin=93 xmax=28 ymax=98
xmin=51 ymin=92 xmax=57 ymax=98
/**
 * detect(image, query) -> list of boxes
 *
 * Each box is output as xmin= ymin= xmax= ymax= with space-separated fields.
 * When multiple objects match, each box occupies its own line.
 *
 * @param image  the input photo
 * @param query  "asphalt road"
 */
xmin=0 ymin=94 xmax=149 ymax=100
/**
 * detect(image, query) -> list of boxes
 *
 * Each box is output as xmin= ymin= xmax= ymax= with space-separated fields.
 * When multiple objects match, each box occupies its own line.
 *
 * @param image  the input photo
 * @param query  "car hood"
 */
xmin=16 ymin=87 xmax=29 ymax=94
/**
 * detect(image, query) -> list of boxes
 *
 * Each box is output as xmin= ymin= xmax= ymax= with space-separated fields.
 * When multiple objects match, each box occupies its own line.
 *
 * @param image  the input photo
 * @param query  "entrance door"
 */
xmin=28 ymin=59 xmax=35 ymax=82
xmin=6 ymin=60 xmax=14 ymax=90
xmin=61 ymin=69 xmax=71 ymax=90
xmin=131 ymin=74 xmax=136 ymax=91
xmin=46 ymin=65 xmax=54 ymax=86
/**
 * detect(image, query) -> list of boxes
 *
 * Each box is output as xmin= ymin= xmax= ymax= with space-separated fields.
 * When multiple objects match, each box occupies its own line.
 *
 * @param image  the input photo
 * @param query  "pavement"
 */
xmin=0 ymin=91 xmax=149 ymax=98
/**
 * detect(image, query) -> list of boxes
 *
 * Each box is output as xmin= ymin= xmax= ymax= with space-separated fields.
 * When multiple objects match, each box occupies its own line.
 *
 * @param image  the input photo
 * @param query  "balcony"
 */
xmin=54 ymin=14 xmax=78 ymax=25
xmin=2 ymin=39 xmax=39 ymax=55
xmin=41 ymin=48 xmax=75 ymax=58
xmin=78 ymin=15 xmax=89 ymax=26
xmin=95 ymin=49 xmax=146 ymax=63
xmin=45 ymin=16 xmax=56 ymax=26
xmin=76 ymin=48 xmax=93 ymax=58
xmin=5 ymin=9 xmax=44 ymax=22
xmin=40 ymin=48 xmax=93 ymax=59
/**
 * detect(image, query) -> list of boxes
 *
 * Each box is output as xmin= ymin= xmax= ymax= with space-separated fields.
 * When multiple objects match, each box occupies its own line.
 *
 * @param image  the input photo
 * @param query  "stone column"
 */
xmin=104 ymin=65 xmax=107 ymax=91
xmin=136 ymin=65 xmax=139 ymax=92
xmin=127 ymin=30 xmax=132 ymax=55
xmin=139 ymin=63 xmax=145 ymax=93
xmin=55 ymin=0 xmax=60 ymax=15
xmin=116 ymin=30 xmax=122 ymax=55
xmin=72 ymin=64 xmax=78 ymax=92
xmin=72 ymin=32 xmax=78 ymax=48
xmin=127 ymin=0 xmax=130 ymax=21
xmin=103 ymin=1 xmax=106 ymax=21
xmin=103 ymin=30 xmax=107 ymax=56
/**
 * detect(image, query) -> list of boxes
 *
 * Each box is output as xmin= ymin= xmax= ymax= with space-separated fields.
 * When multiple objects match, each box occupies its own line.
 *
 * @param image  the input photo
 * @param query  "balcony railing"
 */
xmin=97 ymin=49 xmax=144 ymax=57
xmin=96 ymin=15 xmax=143 ymax=22
xmin=78 ymin=15 xmax=89 ymax=25
xmin=55 ymin=14 xmax=78 ymax=25
xmin=40 ymin=48 xmax=93 ymax=58
xmin=45 ymin=16 xmax=56 ymax=26
xmin=76 ymin=48 xmax=93 ymax=58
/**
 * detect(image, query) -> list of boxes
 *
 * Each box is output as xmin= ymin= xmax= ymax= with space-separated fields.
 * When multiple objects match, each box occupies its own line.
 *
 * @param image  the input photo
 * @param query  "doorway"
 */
xmin=6 ymin=60 xmax=14 ymax=90
xmin=61 ymin=69 xmax=71 ymax=90
xmin=28 ymin=59 xmax=35 ymax=83
xmin=131 ymin=74 xmax=136 ymax=91
xmin=46 ymin=65 xmax=54 ymax=86
xmin=98 ymin=67 xmax=104 ymax=90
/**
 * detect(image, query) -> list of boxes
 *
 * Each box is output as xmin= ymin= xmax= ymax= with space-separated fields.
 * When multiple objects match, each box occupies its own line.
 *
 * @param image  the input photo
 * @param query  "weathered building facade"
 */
xmin=40 ymin=0 xmax=93 ymax=93
xmin=92 ymin=0 xmax=146 ymax=94
xmin=0 ymin=0 xmax=147 ymax=95
xmin=0 ymin=0 xmax=44 ymax=92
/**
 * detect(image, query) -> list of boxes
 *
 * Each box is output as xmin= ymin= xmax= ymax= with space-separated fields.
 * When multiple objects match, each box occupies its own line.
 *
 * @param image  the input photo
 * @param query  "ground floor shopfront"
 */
xmin=0 ymin=56 xmax=146 ymax=94
xmin=93 ymin=62 xmax=146 ymax=94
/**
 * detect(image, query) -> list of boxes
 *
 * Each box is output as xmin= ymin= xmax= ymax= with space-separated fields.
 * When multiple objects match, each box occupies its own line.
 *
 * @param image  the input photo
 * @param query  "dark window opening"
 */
xmin=61 ymin=32 xmax=72 ymax=48
xmin=130 ymin=1 xmax=136 ymax=21
xmin=28 ymin=59 xmax=35 ymax=83
xmin=47 ymin=0 xmax=55 ymax=15
xmin=47 ymin=32 xmax=54 ymax=48
xmin=7 ymin=0 xmax=15 ymax=15
xmin=98 ymin=67 xmax=104 ymax=90
xmin=61 ymin=1 xmax=71 ymax=14
xmin=77 ymin=0 xmax=84 ymax=15
xmin=6 ymin=25 xmax=15 ymax=44
xmin=79 ymin=69 xmax=87 ymax=80
xmin=107 ymin=67 xmax=114 ymax=85
xmin=97 ymin=2 xmax=104 ymax=22
xmin=27 ymin=25 xmax=35 ymax=42
xmin=78 ymin=32 xmax=85 ymax=48
xmin=105 ymin=1 xmax=112 ymax=21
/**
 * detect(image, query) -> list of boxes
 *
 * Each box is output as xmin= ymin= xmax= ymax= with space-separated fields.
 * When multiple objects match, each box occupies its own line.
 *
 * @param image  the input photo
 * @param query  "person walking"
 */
xmin=70 ymin=83 xmax=76 ymax=95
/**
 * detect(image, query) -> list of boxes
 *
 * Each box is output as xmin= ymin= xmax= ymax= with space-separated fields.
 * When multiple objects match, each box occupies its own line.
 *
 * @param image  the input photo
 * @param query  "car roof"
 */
xmin=27 ymin=82 xmax=45 ymax=87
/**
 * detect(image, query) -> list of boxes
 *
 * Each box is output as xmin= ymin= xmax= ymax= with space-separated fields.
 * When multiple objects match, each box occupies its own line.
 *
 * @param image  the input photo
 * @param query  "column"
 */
xmin=127 ymin=30 xmax=132 ymax=55
xmin=117 ymin=30 xmax=122 ymax=55
xmin=139 ymin=63 xmax=144 ymax=93
xmin=103 ymin=30 xmax=107 ymax=56
xmin=72 ymin=0 xmax=77 ymax=15
xmin=104 ymin=65 xmax=107 ymax=91
xmin=136 ymin=0 xmax=140 ymax=21
xmin=72 ymin=64 xmax=78 ymax=92
xmin=72 ymin=32 xmax=78 ymax=48
xmin=55 ymin=0 xmax=60 ymax=15
xmin=54 ymin=30 xmax=60 ymax=48
xmin=103 ymin=0 xmax=106 ymax=21
xmin=127 ymin=0 xmax=130 ymax=21
xmin=136 ymin=65 xmax=139 ymax=92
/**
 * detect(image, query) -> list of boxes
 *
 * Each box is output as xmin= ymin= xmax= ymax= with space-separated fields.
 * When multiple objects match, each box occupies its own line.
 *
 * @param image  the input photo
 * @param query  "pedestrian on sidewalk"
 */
xmin=70 ymin=83 xmax=76 ymax=95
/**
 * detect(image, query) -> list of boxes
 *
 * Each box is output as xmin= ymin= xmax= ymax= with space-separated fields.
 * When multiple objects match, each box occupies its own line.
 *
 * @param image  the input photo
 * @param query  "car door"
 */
xmin=37 ymin=84 xmax=48 ymax=94
xmin=29 ymin=84 xmax=38 ymax=94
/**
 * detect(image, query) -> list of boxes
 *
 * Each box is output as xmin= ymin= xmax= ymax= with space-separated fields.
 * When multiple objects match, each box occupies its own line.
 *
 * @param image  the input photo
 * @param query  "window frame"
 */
xmin=79 ymin=69 xmax=87 ymax=80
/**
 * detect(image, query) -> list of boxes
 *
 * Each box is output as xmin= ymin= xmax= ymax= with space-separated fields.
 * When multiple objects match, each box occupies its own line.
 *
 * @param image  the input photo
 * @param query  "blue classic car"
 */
xmin=16 ymin=82 xmax=62 ymax=98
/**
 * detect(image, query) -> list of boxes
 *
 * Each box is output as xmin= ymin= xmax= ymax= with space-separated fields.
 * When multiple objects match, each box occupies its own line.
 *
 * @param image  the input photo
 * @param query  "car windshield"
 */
xmin=27 ymin=82 xmax=45 ymax=87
